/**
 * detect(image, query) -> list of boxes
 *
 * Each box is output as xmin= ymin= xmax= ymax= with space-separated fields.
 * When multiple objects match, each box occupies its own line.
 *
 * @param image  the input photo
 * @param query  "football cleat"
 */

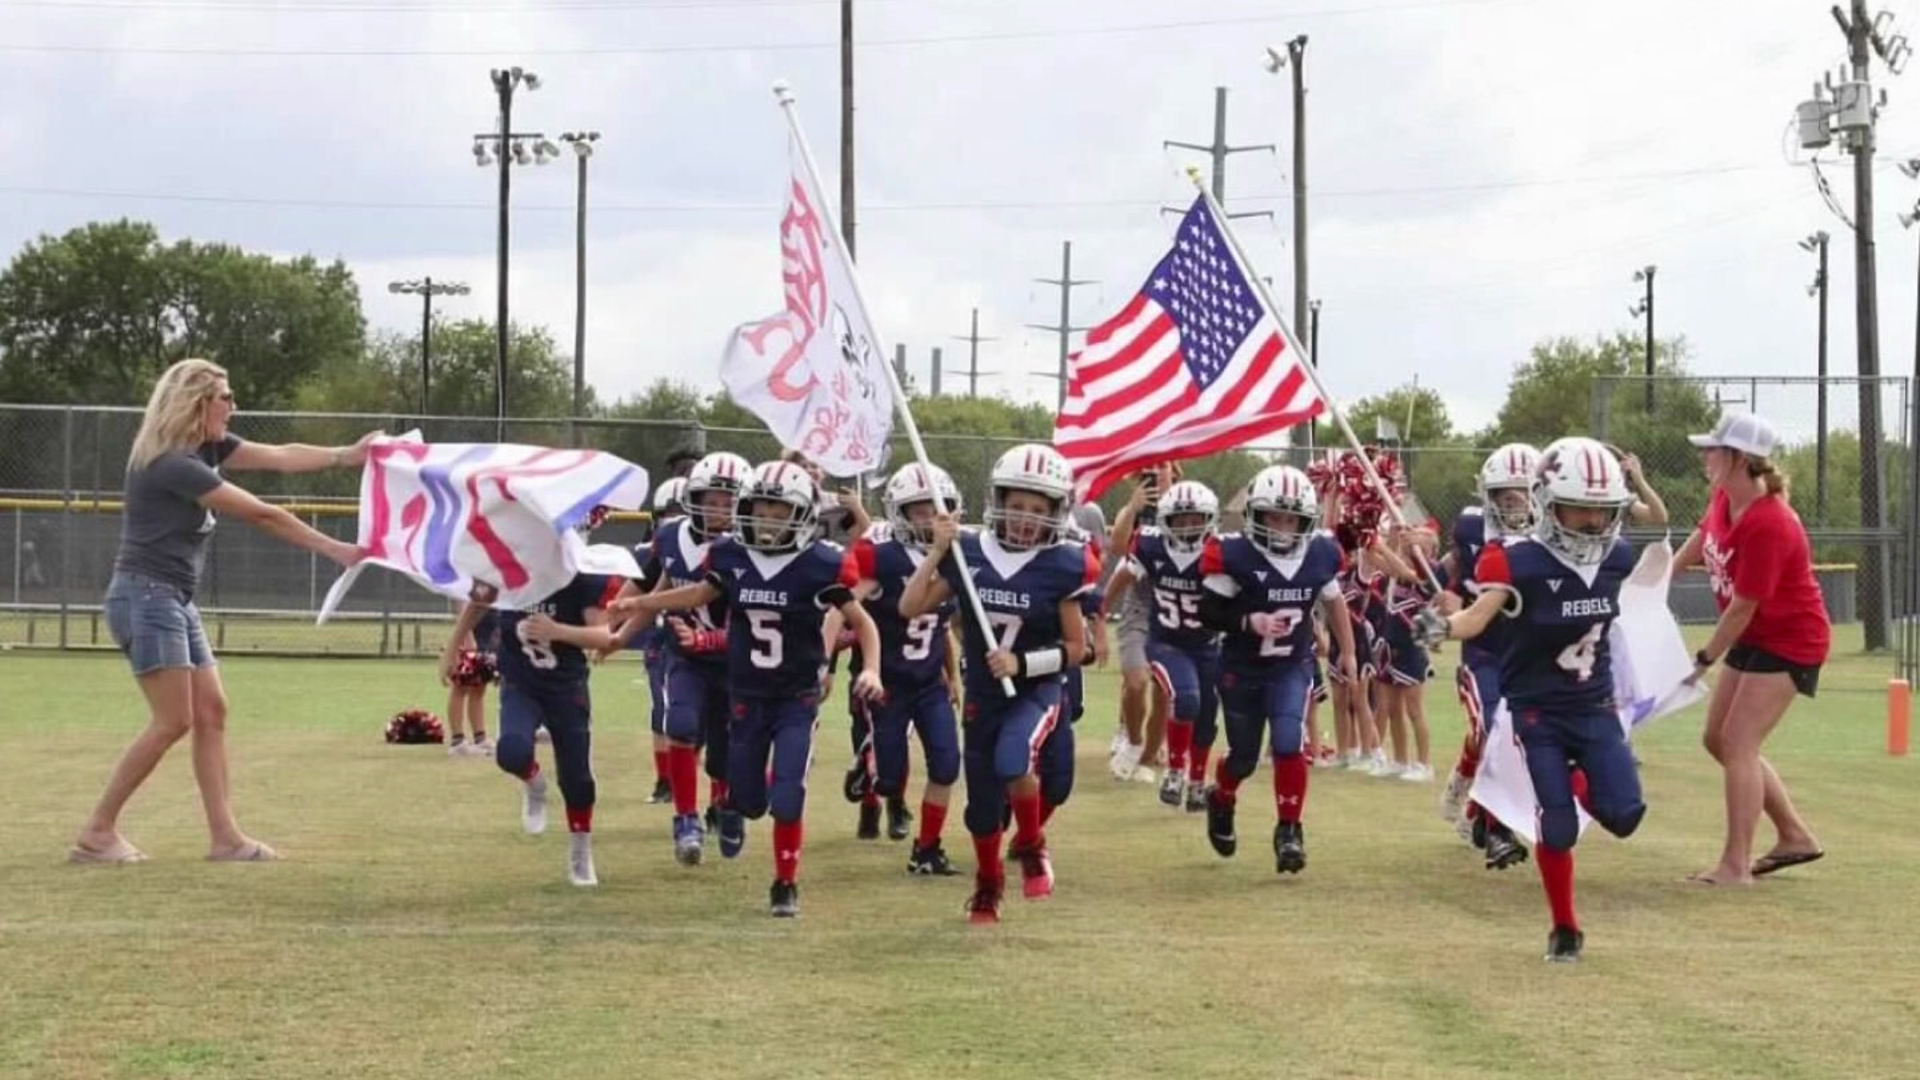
xmin=718 ymin=809 xmax=747 ymax=860
xmin=1484 ymin=823 xmax=1529 ymax=871
xmin=886 ymin=797 xmax=913 ymax=842
xmin=769 ymin=880 xmax=800 ymax=919
xmin=1546 ymin=924 xmax=1584 ymax=963
xmin=647 ymin=778 xmax=673 ymax=805
xmin=1274 ymin=821 xmax=1306 ymax=875
xmin=1184 ymin=780 xmax=1209 ymax=814
xmin=568 ymin=833 xmax=598 ymax=887
xmin=1158 ymin=768 xmax=1186 ymax=808
xmin=673 ymin=814 xmax=705 ymax=866
xmin=908 ymin=842 xmax=960 ymax=876
xmin=522 ymin=773 xmax=549 ymax=836
xmin=857 ymin=801 xmax=881 ymax=841
xmin=965 ymin=875 xmax=1005 ymax=924
xmin=1206 ymin=789 xmax=1238 ymax=858
xmin=1008 ymin=840 xmax=1054 ymax=900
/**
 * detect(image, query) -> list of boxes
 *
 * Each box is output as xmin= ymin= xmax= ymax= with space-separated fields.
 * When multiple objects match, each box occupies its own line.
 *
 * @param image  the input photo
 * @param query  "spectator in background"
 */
xmin=779 ymin=448 xmax=871 ymax=544
xmin=1105 ymin=462 xmax=1180 ymax=783
xmin=71 ymin=358 xmax=376 ymax=865
xmin=665 ymin=443 xmax=704 ymax=481
xmin=1676 ymin=413 xmax=1829 ymax=886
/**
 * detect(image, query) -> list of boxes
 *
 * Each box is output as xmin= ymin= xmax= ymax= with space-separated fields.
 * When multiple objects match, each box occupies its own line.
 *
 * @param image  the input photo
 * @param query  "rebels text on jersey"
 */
xmin=1123 ymin=527 xmax=1221 ymax=652
xmin=939 ymin=529 xmax=1100 ymax=696
xmin=1201 ymin=532 xmax=1343 ymax=671
xmin=645 ymin=517 xmax=731 ymax=667
xmin=494 ymin=573 xmax=621 ymax=686
xmin=704 ymin=535 xmax=858 ymax=701
xmin=851 ymin=525 xmax=955 ymax=689
xmin=1473 ymin=536 xmax=1636 ymax=713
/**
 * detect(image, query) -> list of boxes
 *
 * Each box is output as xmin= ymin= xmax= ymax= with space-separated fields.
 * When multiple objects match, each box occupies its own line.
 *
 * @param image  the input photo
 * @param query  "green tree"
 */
xmin=0 ymin=219 xmax=365 ymax=409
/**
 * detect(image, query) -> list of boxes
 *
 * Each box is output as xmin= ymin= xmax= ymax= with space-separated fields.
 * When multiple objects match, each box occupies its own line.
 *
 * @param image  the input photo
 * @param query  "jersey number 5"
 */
xmin=1556 ymin=623 xmax=1604 ymax=682
xmin=1154 ymin=589 xmax=1203 ymax=631
xmin=747 ymin=609 xmax=784 ymax=669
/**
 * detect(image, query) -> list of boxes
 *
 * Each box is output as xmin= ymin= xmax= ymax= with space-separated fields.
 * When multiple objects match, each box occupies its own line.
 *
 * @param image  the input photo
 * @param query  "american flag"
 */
xmin=1053 ymin=195 xmax=1325 ymax=499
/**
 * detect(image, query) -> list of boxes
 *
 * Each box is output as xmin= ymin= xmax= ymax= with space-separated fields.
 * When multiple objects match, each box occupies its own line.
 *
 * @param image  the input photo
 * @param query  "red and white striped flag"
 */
xmin=1053 ymin=195 xmax=1325 ymax=499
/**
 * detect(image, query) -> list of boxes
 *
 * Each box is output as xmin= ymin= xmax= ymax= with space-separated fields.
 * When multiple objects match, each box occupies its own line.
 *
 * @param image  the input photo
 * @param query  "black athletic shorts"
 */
xmin=1725 ymin=643 xmax=1821 ymax=698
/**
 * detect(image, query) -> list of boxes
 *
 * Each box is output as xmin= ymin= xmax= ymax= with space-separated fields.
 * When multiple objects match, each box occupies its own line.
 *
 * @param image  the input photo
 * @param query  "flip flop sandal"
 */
xmin=208 ymin=841 xmax=281 ymax=863
xmin=1752 ymin=850 xmax=1824 ymax=877
xmin=68 ymin=843 xmax=148 ymax=865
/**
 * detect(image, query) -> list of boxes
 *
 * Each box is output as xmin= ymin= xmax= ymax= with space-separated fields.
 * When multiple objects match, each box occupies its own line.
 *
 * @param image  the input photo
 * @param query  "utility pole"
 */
xmin=1026 ymin=241 xmax=1097 ymax=411
xmin=476 ymin=66 xmax=553 ymax=436
xmin=929 ymin=346 xmax=944 ymax=398
xmin=1628 ymin=265 xmax=1656 ymax=411
xmin=559 ymin=131 xmax=600 ymax=420
xmin=893 ymin=342 xmax=908 ymax=392
xmin=840 ymin=0 xmax=856 ymax=259
xmin=388 ymin=277 xmax=471 ymax=416
xmin=1265 ymin=38 xmax=1312 ymax=444
xmin=1799 ymin=0 xmax=1906 ymax=649
xmin=951 ymin=307 xmax=1000 ymax=398
xmin=1802 ymin=231 xmax=1832 ymax=524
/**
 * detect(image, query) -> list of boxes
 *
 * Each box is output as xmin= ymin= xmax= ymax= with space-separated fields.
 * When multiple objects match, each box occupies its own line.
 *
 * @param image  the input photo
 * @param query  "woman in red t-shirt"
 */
xmin=1675 ymin=413 xmax=1829 ymax=886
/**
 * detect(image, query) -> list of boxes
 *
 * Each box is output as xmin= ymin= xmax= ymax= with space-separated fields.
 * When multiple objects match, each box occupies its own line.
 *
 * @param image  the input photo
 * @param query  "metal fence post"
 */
xmin=59 ymin=407 xmax=73 ymax=650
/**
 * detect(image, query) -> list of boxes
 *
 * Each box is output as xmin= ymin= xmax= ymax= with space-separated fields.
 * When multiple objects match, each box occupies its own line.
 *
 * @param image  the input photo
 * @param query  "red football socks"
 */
xmin=668 ymin=745 xmax=700 ymax=815
xmin=773 ymin=820 xmax=804 ymax=884
xmin=566 ymin=806 xmax=593 ymax=834
xmin=1457 ymin=734 xmax=1482 ymax=779
xmin=1273 ymin=754 xmax=1309 ymax=823
xmin=1213 ymin=757 xmax=1242 ymax=804
xmin=1571 ymin=768 xmax=1593 ymax=814
xmin=1166 ymin=718 xmax=1194 ymax=773
xmin=1040 ymin=800 xmax=1058 ymax=828
xmin=973 ymin=831 xmax=1006 ymax=884
xmin=515 ymin=759 xmax=541 ymax=783
xmin=1189 ymin=746 xmax=1211 ymax=784
xmin=1536 ymin=844 xmax=1578 ymax=930
xmin=1009 ymin=790 xmax=1045 ymax=849
xmin=916 ymin=801 xmax=948 ymax=847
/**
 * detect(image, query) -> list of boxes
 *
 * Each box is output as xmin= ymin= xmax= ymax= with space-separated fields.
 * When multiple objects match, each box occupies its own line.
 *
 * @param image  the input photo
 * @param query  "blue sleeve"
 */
xmin=937 ymin=547 xmax=967 ymax=593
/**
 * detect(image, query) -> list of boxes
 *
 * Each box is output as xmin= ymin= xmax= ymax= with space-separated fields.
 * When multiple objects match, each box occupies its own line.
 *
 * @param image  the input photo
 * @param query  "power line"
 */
xmin=0 ymin=1 xmax=1521 ymax=56
xmin=0 ymin=163 xmax=1801 ymax=217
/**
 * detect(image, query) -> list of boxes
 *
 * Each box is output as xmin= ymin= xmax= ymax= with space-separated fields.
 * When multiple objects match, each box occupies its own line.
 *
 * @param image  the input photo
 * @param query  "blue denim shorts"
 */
xmin=104 ymin=571 xmax=215 ymax=675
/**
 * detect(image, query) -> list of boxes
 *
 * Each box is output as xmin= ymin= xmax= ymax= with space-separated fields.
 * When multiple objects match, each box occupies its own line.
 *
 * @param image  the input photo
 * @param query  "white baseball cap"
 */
xmin=1688 ymin=412 xmax=1778 ymax=458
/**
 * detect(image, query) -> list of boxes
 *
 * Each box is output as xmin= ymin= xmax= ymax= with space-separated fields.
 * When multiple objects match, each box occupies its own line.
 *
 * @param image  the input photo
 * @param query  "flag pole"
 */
xmin=1185 ymin=167 xmax=1443 ymax=592
xmin=774 ymin=81 xmax=1016 ymax=697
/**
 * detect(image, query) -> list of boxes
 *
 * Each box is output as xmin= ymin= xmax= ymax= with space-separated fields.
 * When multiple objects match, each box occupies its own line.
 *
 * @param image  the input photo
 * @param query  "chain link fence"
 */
xmin=3 ymin=388 xmax=1914 ymax=684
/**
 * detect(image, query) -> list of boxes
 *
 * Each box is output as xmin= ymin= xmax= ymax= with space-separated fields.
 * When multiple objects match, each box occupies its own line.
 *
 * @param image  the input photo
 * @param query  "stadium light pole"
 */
xmin=559 ymin=131 xmax=600 ymax=420
xmin=476 ymin=66 xmax=554 ymax=437
xmin=387 ymin=278 xmax=471 ymax=416
xmin=1629 ymin=265 xmax=1656 ymax=411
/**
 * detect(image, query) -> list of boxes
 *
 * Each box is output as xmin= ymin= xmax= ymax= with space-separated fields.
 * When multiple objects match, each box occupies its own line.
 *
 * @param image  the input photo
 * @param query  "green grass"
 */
xmin=1 ymin=647 xmax=1916 ymax=1080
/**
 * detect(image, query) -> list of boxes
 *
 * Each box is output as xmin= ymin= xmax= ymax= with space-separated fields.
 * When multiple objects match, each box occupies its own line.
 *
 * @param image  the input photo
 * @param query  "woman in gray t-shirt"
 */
xmin=71 ymin=358 xmax=376 ymax=866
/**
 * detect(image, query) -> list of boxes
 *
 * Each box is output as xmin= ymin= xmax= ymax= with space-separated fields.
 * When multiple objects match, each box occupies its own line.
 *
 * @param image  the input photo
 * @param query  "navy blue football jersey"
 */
xmin=1474 ymin=536 xmax=1636 ymax=713
xmin=1123 ymin=527 xmax=1221 ymax=652
xmin=494 ymin=573 xmax=619 ymax=686
xmin=852 ymin=524 xmax=955 ymax=689
xmin=939 ymin=529 xmax=1100 ymax=696
xmin=1201 ymin=531 xmax=1344 ymax=671
xmin=705 ymin=535 xmax=858 ymax=700
xmin=1451 ymin=508 xmax=1512 ymax=665
xmin=646 ymin=517 xmax=731 ymax=669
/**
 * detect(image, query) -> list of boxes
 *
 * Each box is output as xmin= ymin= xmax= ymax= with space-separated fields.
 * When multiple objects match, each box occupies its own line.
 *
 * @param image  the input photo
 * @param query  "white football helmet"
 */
xmin=1244 ymin=465 xmax=1319 ymax=555
xmin=1532 ymin=437 xmax=1633 ymax=566
xmin=736 ymin=460 xmax=819 ymax=553
xmin=684 ymin=451 xmax=751 ymax=539
xmin=652 ymin=476 xmax=688 ymax=519
xmin=1478 ymin=443 xmax=1541 ymax=538
xmin=1156 ymin=481 xmax=1220 ymax=554
xmin=986 ymin=443 xmax=1074 ymax=551
xmin=884 ymin=462 xmax=962 ymax=548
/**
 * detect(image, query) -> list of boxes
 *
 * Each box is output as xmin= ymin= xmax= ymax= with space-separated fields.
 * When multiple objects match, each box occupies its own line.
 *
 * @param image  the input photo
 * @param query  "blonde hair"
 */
xmin=128 ymin=358 xmax=228 ymax=471
xmin=1746 ymin=454 xmax=1790 ymax=499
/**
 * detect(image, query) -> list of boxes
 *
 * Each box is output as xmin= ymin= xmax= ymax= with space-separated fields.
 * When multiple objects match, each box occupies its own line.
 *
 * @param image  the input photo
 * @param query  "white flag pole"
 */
xmin=1185 ymin=167 xmax=1444 ymax=593
xmin=774 ymin=81 xmax=1016 ymax=697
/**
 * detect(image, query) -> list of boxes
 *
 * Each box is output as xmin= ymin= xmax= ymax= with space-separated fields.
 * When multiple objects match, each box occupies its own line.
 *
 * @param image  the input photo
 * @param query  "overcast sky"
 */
xmin=5 ymin=0 xmax=1919 ymax=443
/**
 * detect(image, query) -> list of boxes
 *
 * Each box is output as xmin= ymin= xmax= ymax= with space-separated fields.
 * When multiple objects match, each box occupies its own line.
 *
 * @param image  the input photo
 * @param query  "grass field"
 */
xmin=2 ymin=643 xmax=1917 ymax=1080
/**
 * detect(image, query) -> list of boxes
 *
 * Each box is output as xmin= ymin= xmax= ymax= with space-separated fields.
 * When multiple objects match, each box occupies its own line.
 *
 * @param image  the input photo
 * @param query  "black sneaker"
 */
xmin=1545 ymin=924 xmax=1584 ymax=963
xmin=1274 ymin=820 xmax=1307 ymax=875
xmin=769 ymin=879 xmax=800 ymax=918
xmin=857 ymin=801 xmax=881 ymax=840
xmin=1485 ymin=822 xmax=1529 ymax=871
xmin=908 ymin=841 xmax=960 ymax=876
xmin=718 ymin=809 xmax=747 ymax=860
xmin=886 ymin=797 xmax=913 ymax=842
xmin=1206 ymin=789 xmax=1238 ymax=858
xmin=647 ymin=778 xmax=673 ymax=805
xmin=842 ymin=760 xmax=873 ymax=804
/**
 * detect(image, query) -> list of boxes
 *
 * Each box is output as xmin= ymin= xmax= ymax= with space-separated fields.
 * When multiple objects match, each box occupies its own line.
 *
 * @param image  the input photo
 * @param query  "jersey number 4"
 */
xmin=1556 ymin=623 xmax=1604 ymax=682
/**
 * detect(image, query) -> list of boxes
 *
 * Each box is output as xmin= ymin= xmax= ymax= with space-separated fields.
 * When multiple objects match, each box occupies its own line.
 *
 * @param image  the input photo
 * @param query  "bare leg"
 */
xmin=1121 ymin=669 xmax=1148 ymax=745
xmin=1408 ymin=683 xmax=1431 ymax=767
xmin=1693 ymin=672 xmax=1803 ymax=885
xmin=76 ymin=667 xmax=194 ymax=854
xmin=1141 ymin=680 xmax=1169 ymax=767
xmin=189 ymin=666 xmax=264 ymax=857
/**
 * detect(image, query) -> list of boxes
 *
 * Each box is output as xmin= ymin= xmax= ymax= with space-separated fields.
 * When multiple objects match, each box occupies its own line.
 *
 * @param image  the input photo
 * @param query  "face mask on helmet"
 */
xmin=1486 ymin=486 xmax=1536 ymax=536
xmin=738 ymin=494 xmax=813 ymax=552
xmin=688 ymin=488 xmax=737 ymax=538
xmin=1537 ymin=497 xmax=1625 ymax=566
xmin=1163 ymin=512 xmax=1214 ymax=551
xmin=1250 ymin=509 xmax=1313 ymax=555
xmin=987 ymin=487 xmax=1064 ymax=550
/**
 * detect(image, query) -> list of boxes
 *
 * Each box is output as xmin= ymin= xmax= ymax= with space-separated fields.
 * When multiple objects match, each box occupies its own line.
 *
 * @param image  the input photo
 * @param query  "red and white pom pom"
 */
xmin=385 ymin=708 xmax=447 ymax=745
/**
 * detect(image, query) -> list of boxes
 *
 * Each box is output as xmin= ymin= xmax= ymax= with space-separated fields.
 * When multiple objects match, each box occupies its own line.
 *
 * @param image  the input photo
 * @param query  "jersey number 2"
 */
xmin=1556 ymin=623 xmax=1604 ymax=682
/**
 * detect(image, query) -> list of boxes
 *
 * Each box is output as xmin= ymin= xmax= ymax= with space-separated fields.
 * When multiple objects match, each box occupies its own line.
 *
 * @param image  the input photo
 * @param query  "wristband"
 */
xmin=1695 ymin=649 xmax=1715 ymax=669
xmin=1017 ymin=646 xmax=1065 ymax=678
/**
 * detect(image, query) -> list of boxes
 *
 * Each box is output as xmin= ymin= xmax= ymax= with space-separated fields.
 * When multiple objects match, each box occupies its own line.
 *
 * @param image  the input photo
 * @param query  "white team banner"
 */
xmin=720 ymin=131 xmax=894 ymax=478
xmin=316 ymin=433 xmax=649 ymax=623
xmin=1469 ymin=539 xmax=1708 ymax=845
